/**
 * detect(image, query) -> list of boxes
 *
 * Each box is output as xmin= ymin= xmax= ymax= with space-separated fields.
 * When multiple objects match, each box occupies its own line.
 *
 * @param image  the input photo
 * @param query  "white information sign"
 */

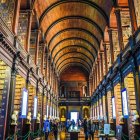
xmin=122 ymin=88 xmax=129 ymax=118
xmin=112 ymin=97 xmax=116 ymax=119
xmin=33 ymin=96 xmax=38 ymax=119
xmin=21 ymin=88 xmax=28 ymax=118
xmin=104 ymin=124 xmax=110 ymax=135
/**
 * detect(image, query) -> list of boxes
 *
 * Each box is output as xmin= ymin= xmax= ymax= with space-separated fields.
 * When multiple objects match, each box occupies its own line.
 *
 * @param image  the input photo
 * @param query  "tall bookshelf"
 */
xmin=114 ymin=83 xmax=122 ymax=125
xmin=102 ymin=95 xmax=106 ymax=120
xmin=97 ymin=101 xmax=99 ymax=120
xmin=43 ymin=95 xmax=47 ymax=116
xmin=14 ymin=75 xmax=25 ymax=112
xmin=28 ymin=85 xmax=36 ymax=113
xmin=37 ymin=93 xmax=42 ymax=115
xmin=124 ymin=73 xmax=136 ymax=139
xmin=0 ymin=60 xmax=11 ymax=139
xmin=107 ymin=91 xmax=113 ymax=123
xmin=0 ymin=60 xmax=9 ymax=114
xmin=99 ymin=98 xmax=103 ymax=119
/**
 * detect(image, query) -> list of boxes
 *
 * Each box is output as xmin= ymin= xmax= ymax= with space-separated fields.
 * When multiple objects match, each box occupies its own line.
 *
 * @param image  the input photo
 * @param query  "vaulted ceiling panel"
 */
xmin=58 ymin=58 xmax=91 ymax=73
xmin=46 ymin=19 xmax=102 ymax=48
xmin=40 ymin=2 xmax=107 ymax=32
xmin=34 ymin=0 xmax=113 ymax=75
xmin=55 ymin=53 xmax=93 ymax=69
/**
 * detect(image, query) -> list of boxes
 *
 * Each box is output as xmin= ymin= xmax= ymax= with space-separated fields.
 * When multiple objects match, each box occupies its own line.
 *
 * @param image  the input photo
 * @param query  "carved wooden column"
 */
xmin=89 ymin=76 xmax=92 ymax=96
xmin=115 ymin=8 xmax=124 ymax=51
xmin=48 ymin=58 xmax=51 ymax=85
xmin=51 ymin=67 xmax=54 ymax=91
xmin=34 ymin=30 xmax=41 ymax=65
xmin=12 ymin=0 xmax=21 ymax=35
xmin=97 ymin=60 xmax=100 ymax=82
xmin=100 ymin=52 xmax=104 ymax=78
xmin=41 ymin=87 xmax=45 ymax=128
xmin=92 ymin=71 xmax=95 ymax=92
xmin=96 ymin=63 xmax=99 ymax=85
xmin=128 ymin=0 xmax=138 ymax=34
xmin=103 ymin=43 xmax=108 ymax=74
xmin=45 ymin=53 xmax=48 ymax=79
xmin=25 ymin=10 xmax=32 ymax=53
xmin=104 ymin=88 xmax=109 ymax=123
xmin=95 ymin=66 xmax=97 ymax=88
xmin=41 ymin=43 xmax=46 ymax=75
xmin=108 ymin=28 xmax=114 ymax=64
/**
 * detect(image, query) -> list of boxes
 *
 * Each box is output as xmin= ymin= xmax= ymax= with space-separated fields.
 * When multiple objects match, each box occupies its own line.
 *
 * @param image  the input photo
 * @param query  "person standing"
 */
xmin=83 ymin=119 xmax=88 ymax=140
xmin=52 ymin=120 xmax=58 ymax=140
xmin=71 ymin=119 xmax=75 ymax=129
xmin=88 ymin=119 xmax=94 ymax=140
xmin=43 ymin=119 xmax=51 ymax=140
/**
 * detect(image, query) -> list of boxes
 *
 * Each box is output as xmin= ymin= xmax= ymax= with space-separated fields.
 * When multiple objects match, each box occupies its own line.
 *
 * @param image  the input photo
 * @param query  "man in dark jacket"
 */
xmin=83 ymin=119 xmax=88 ymax=140
xmin=52 ymin=120 xmax=58 ymax=140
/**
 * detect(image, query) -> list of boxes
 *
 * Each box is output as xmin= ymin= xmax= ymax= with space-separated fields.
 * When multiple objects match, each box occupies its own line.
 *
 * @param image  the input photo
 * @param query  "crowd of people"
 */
xmin=43 ymin=118 xmax=99 ymax=140
xmin=43 ymin=118 xmax=59 ymax=140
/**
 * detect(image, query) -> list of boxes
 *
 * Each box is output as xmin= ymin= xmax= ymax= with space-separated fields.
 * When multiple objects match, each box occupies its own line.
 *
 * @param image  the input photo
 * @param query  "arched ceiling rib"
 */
xmin=58 ymin=57 xmax=91 ymax=72
xmin=34 ymin=0 xmax=113 ymax=74
xmin=54 ymin=47 xmax=95 ymax=66
xmin=55 ymin=52 xmax=93 ymax=68
xmin=52 ymin=45 xmax=95 ymax=62
xmin=59 ymin=63 xmax=90 ymax=74
xmin=50 ymin=37 xmax=98 ymax=55
xmin=44 ymin=16 xmax=104 ymax=40
xmin=48 ymin=27 xmax=100 ymax=51
xmin=39 ymin=0 xmax=109 ymax=25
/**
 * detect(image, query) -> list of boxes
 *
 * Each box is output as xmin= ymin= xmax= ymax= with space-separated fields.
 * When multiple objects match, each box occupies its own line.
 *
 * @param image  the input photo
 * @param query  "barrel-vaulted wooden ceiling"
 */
xmin=33 ymin=0 xmax=114 ymax=74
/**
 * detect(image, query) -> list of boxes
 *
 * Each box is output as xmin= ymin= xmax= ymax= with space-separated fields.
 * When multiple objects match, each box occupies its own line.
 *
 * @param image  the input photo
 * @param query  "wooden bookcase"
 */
xmin=28 ymin=85 xmax=36 ymax=113
xmin=37 ymin=93 xmax=42 ymax=114
xmin=0 ymin=60 xmax=8 ymax=113
xmin=124 ymin=73 xmax=136 ymax=139
xmin=107 ymin=91 xmax=113 ymax=123
xmin=14 ymin=75 xmax=25 ymax=112
xmin=99 ymin=98 xmax=103 ymax=119
xmin=43 ymin=95 xmax=47 ymax=116
xmin=114 ymin=83 xmax=122 ymax=125
xmin=0 ymin=60 xmax=11 ymax=139
xmin=102 ymin=95 xmax=106 ymax=119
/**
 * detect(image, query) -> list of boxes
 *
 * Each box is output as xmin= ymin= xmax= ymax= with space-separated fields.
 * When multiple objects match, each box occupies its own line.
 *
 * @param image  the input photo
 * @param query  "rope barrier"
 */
xmin=16 ymin=131 xmax=31 ymax=139
xmin=5 ymin=134 xmax=14 ymax=140
xmin=135 ymin=134 xmax=140 ymax=140
xmin=122 ymin=132 xmax=129 ymax=140
xmin=5 ymin=129 xmax=42 ymax=140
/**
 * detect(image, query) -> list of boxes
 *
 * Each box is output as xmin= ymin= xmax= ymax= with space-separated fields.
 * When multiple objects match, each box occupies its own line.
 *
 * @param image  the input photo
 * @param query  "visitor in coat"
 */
xmin=65 ymin=119 xmax=70 ymax=132
xmin=88 ymin=119 xmax=94 ymax=140
xmin=52 ymin=120 xmax=58 ymax=140
xmin=43 ymin=119 xmax=51 ymax=140
xmin=83 ymin=118 xmax=88 ymax=140
xmin=71 ymin=119 xmax=75 ymax=129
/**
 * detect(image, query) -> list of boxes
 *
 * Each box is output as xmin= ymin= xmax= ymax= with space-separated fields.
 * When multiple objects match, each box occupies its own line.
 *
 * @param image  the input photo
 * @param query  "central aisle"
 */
xmin=46 ymin=130 xmax=99 ymax=140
